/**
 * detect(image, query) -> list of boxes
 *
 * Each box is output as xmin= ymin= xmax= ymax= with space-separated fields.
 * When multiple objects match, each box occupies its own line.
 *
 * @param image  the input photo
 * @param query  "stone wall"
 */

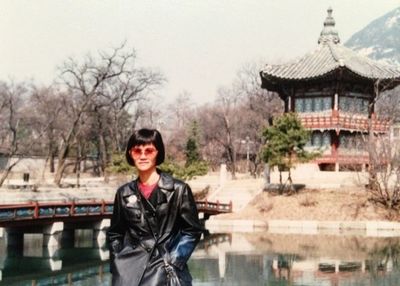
xmin=0 ymin=156 xmax=100 ymax=183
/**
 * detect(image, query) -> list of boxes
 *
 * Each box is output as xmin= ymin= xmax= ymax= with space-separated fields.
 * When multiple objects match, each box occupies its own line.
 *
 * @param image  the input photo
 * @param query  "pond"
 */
xmin=1 ymin=230 xmax=400 ymax=285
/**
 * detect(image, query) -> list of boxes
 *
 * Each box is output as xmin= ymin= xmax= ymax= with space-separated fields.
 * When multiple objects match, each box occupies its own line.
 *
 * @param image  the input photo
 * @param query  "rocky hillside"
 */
xmin=345 ymin=6 xmax=400 ymax=65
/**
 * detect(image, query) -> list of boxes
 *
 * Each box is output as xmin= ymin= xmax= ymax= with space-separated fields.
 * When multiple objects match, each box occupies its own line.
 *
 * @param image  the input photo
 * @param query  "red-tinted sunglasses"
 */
xmin=131 ymin=147 xmax=158 ymax=158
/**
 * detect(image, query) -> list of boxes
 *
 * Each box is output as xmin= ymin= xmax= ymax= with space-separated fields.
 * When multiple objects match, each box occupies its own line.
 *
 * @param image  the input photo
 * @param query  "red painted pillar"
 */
xmin=70 ymin=200 xmax=75 ymax=216
xmin=34 ymin=202 xmax=39 ymax=219
xmin=101 ymin=199 xmax=105 ymax=214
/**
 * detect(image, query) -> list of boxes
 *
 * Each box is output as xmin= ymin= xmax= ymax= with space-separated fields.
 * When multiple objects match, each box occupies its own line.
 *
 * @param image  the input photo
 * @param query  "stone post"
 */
xmin=93 ymin=219 xmax=110 ymax=245
xmin=43 ymin=222 xmax=64 ymax=247
xmin=263 ymin=163 xmax=271 ymax=190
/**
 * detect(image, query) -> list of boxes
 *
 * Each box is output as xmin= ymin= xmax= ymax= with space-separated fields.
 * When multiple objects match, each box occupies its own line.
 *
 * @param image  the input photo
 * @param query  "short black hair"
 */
xmin=125 ymin=128 xmax=165 ymax=166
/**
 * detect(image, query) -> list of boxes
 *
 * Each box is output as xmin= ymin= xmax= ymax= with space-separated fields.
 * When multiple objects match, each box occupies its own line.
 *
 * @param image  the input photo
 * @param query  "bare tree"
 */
xmin=194 ymin=61 xmax=282 ymax=178
xmin=0 ymin=81 xmax=55 ymax=187
xmin=0 ymin=81 xmax=30 ymax=186
xmin=195 ymin=104 xmax=223 ymax=170
xmin=30 ymin=86 xmax=65 ymax=174
xmin=168 ymin=90 xmax=193 ymax=129
xmin=234 ymin=61 xmax=282 ymax=175
xmin=366 ymin=132 xmax=400 ymax=209
xmin=54 ymin=42 xmax=164 ymax=185
xmin=366 ymin=79 xmax=400 ymax=209
xmin=197 ymin=87 xmax=241 ymax=179
xmin=235 ymin=61 xmax=282 ymax=118
xmin=376 ymin=86 xmax=400 ymax=122
xmin=163 ymin=91 xmax=195 ymax=161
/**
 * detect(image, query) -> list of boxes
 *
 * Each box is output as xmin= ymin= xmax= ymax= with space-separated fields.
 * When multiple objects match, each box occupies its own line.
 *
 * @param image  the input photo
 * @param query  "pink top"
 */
xmin=138 ymin=181 xmax=158 ymax=199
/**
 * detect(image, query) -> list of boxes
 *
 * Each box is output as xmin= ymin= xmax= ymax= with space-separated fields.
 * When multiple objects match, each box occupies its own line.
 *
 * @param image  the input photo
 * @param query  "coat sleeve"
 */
xmin=169 ymin=183 xmax=204 ymax=270
xmin=107 ymin=190 xmax=126 ymax=255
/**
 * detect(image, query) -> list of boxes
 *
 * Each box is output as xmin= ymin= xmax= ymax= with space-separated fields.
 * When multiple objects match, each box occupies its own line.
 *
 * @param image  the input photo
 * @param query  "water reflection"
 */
xmin=190 ymin=232 xmax=400 ymax=285
xmin=0 ymin=230 xmax=110 ymax=285
xmin=1 ymin=231 xmax=400 ymax=285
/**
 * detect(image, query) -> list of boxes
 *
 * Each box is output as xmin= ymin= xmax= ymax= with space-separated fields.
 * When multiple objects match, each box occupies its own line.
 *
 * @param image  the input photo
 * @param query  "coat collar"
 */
xmin=155 ymin=172 xmax=174 ymax=205
xmin=157 ymin=171 xmax=174 ymax=191
xmin=121 ymin=171 xmax=174 ymax=199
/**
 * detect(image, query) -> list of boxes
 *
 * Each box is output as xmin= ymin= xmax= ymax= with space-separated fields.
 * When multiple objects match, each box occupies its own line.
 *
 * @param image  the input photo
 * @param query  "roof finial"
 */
xmin=318 ymin=7 xmax=340 ymax=44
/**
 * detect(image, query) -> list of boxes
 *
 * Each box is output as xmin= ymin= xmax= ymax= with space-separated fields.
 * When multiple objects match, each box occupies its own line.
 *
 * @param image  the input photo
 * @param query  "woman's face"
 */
xmin=130 ymin=143 xmax=158 ymax=173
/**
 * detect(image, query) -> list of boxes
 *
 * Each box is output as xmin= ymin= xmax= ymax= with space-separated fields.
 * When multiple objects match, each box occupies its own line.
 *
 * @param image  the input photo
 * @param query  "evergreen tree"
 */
xmin=178 ymin=120 xmax=208 ymax=178
xmin=185 ymin=120 xmax=201 ymax=166
xmin=185 ymin=137 xmax=199 ymax=166
xmin=262 ymin=113 xmax=319 ymax=192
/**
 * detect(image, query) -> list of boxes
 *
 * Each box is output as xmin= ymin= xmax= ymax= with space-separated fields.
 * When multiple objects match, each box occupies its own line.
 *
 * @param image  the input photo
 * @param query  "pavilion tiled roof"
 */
xmin=260 ymin=42 xmax=400 ymax=81
xmin=260 ymin=7 xmax=400 ymax=83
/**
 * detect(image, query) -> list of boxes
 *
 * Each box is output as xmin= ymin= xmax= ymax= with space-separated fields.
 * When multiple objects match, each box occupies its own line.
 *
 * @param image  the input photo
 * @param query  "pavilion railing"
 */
xmin=299 ymin=112 xmax=390 ymax=133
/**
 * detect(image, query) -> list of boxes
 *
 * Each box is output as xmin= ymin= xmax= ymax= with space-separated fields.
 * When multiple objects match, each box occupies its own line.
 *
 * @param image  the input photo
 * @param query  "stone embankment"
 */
xmin=195 ymin=166 xmax=400 ymax=237
xmin=205 ymin=218 xmax=400 ymax=237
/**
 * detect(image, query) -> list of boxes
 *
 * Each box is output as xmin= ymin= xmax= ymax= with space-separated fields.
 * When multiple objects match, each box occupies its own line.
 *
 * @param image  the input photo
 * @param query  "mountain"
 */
xmin=345 ymin=6 xmax=400 ymax=65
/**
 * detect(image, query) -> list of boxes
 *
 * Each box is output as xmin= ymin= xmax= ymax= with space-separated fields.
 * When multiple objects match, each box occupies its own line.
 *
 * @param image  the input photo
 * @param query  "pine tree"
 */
xmin=262 ymin=113 xmax=318 ymax=193
xmin=185 ymin=120 xmax=200 ymax=167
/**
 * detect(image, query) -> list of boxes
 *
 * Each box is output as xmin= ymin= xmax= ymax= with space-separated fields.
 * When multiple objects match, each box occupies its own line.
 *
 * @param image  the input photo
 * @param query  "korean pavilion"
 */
xmin=260 ymin=8 xmax=400 ymax=171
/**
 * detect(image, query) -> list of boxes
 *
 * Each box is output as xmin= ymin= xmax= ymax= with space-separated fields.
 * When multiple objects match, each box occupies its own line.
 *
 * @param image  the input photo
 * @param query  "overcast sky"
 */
xmin=0 ymin=0 xmax=399 ymax=105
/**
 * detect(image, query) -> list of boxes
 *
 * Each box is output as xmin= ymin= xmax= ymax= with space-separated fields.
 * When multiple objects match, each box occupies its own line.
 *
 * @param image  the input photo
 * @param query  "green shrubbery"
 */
xmin=159 ymin=160 xmax=208 ymax=180
xmin=106 ymin=153 xmax=133 ymax=175
xmin=107 ymin=154 xmax=208 ymax=180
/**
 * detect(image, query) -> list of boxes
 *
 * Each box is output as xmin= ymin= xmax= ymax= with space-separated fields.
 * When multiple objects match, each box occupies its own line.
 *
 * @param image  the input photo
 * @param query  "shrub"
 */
xmin=106 ymin=154 xmax=209 ymax=181
xmin=299 ymin=195 xmax=318 ymax=207
xmin=106 ymin=153 xmax=134 ymax=175
xmin=159 ymin=160 xmax=208 ymax=180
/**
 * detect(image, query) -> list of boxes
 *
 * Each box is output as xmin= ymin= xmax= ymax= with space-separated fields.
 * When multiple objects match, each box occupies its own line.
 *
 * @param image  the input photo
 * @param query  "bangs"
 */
xmin=133 ymin=128 xmax=158 ymax=146
xmin=133 ymin=133 xmax=157 ymax=147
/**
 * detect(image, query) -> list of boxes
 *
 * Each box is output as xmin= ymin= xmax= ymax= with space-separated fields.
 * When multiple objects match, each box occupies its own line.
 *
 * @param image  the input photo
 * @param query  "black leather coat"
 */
xmin=107 ymin=172 xmax=203 ymax=286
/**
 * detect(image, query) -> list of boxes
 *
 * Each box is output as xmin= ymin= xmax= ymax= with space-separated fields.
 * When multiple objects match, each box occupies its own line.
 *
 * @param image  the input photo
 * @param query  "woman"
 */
xmin=107 ymin=128 xmax=203 ymax=286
